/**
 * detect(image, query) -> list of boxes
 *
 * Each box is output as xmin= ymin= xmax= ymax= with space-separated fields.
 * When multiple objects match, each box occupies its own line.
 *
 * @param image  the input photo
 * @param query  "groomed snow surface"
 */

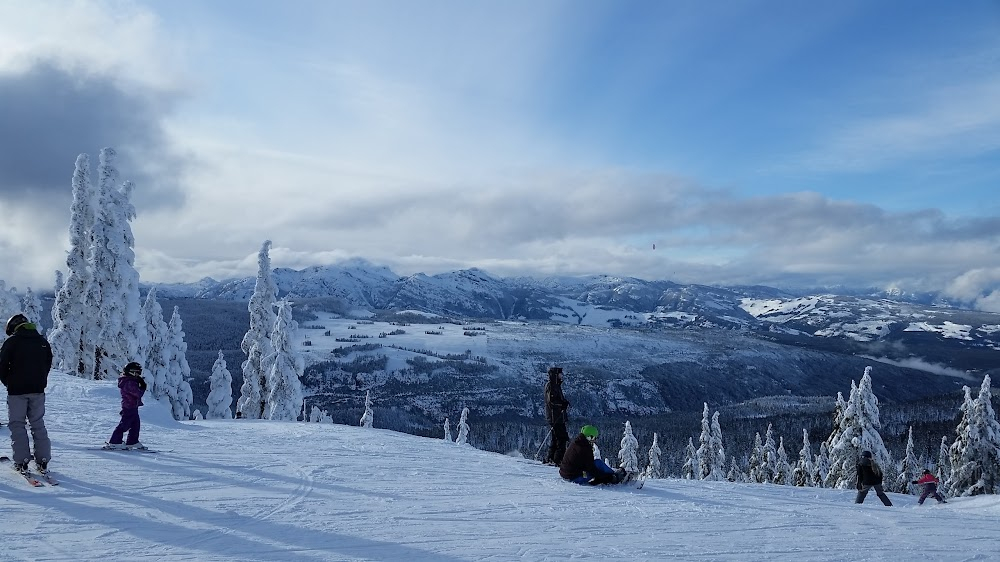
xmin=1 ymin=373 xmax=997 ymax=561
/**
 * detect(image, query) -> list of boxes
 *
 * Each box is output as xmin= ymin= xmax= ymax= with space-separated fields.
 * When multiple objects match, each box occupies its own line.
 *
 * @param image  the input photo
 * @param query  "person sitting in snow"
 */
xmin=911 ymin=469 xmax=947 ymax=505
xmin=104 ymin=362 xmax=148 ymax=450
xmin=855 ymin=450 xmax=892 ymax=506
xmin=559 ymin=425 xmax=625 ymax=485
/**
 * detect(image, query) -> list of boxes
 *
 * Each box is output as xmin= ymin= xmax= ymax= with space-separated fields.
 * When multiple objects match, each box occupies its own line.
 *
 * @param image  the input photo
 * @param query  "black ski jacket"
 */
xmin=560 ymin=433 xmax=598 ymax=480
xmin=856 ymin=457 xmax=884 ymax=488
xmin=544 ymin=376 xmax=569 ymax=424
xmin=0 ymin=325 xmax=53 ymax=395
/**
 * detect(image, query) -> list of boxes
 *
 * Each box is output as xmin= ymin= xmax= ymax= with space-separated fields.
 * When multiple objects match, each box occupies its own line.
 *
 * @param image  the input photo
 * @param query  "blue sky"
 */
xmin=1 ymin=0 xmax=999 ymax=309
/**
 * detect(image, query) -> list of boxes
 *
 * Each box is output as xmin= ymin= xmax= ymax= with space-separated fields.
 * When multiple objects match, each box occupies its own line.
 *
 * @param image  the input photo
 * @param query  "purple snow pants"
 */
xmin=109 ymin=407 xmax=141 ymax=445
xmin=918 ymin=483 xmax=946 ymax=504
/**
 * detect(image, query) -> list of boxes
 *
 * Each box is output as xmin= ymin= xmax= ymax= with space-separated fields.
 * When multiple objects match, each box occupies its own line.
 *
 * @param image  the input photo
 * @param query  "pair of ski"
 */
xmin=0 ymin=456 xmax=58 ymax=487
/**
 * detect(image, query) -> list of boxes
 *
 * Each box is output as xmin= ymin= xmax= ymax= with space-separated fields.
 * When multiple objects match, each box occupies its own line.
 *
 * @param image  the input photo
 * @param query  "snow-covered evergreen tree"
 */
xmin=748 ymin=432 xmax=766 ymax=484
xmin=727 ymin=457 xmax=746 ymax=483
xmin=238 ymin=240 xmax=278 ymax=420
xmin=696 ymin=404 xmax=713 ymax=480
xmin=936 ymin=435 xmax=951 ymax=487
xmin=360 ymin=390 xmax=374 ymax=428
xmin=794 ymin=429 xmax=815 ymax=487
xmin=48 ymin=154 xmax=96 ymax=376
xmin=895 ymin=426 xmax=919 ymax=494
xmin=264 ymin=300 xmax=304 ymax=421
xmin=141 ymin=288 xmax=170 ymax=401
xmin=50 ymin=271 xmax=63 ymax=331
xmin=814 ymin=442 xmax=830 ymax=488
xmin=444 ymin=417 xmax=453 ymax=442
xmin=762 ymin=423 xmax=779 ymax=484
xmin=456 ymin=407 xmax=471 ymax=445
xmin=165 ymin=306 xmax=194 ymax=420
xmin=192 ymin=410 xmax=203 ymax=420
xmin=710 ymin=411 xmax=726 ymax=480
xmin=948 ymin=375 xmax=1000 ymax=496
xmin=643 ymin=432 xmax=662 ymax=479
xmin=206 ymin=350 xmax=234 ymax=419
xmin=91 ymin=148 xmax=143 ymax=380
xmin=825 ymin=367 xmax=892 ymax=489
xmin=618 ymin=420 xmax=639 ymax=474
xmin=681 ymin=438 xmax=698 ymax=480
xmin=773 ymin=437 xmax=792 ymax=485
xmin=0 ymin=283 xmax=19 ymax=345
xmin=308 ymin=406 xmax=323 ymax=423
xmin=22 ymin=288 xmax=43 ymax=333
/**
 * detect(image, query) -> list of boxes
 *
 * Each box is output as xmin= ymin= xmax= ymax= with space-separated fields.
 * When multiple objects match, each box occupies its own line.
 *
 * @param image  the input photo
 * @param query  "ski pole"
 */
xmin=534 ymin=428 xmax=553 ymax=461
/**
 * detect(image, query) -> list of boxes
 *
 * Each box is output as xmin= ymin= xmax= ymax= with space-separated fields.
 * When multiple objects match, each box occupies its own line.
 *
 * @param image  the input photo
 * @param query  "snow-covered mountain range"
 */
xmin=148 ymin=260 xmax=999 ymax=459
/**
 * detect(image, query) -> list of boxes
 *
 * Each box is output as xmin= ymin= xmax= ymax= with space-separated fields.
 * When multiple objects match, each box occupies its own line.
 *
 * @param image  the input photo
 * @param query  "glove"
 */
xmin=136 ymin=376 xmax=147 ymax=392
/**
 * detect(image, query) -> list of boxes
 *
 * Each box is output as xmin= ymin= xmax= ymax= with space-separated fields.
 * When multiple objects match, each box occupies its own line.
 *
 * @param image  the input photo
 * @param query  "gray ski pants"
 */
xmin=7 ymin=393 xmax=51 ymax=464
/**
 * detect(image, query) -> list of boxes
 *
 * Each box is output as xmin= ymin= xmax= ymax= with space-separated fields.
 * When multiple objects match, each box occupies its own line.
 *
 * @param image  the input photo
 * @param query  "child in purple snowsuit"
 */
xmin=106 ymin=362 xmax=147 ymax=450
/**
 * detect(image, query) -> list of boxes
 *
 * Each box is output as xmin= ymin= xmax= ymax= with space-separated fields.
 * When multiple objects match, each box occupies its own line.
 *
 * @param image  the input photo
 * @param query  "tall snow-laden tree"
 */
xmin=794 ymin=429 xmax=815 ymax=487
xmin=206 ymin=351 xmax=234 ymax=419
xmin=238 ymin=240 xmax=278 ymax=419
xmin=165 ymin=306 xmax=194 ymax=420
xmin=773 ymin=437 xmax=792 ymax=485
xmin=644 ymin=432 xmax=662 ymax=479
xmin=360 ymin=390 xmax=374 ymax=428
xmin=814 ymin=442 xmax=830 ymax=488
xmin=50 ymin=270 xmax=63 ymax=330
xmin=22 ymin=288 xmax=43 ymax=333
xmin=48 ymin=154 xmax=96 ymax=376
xmin=265 ymin=300 xmax=304 ymax=421
xmin=308 ymin=406 xmax=323 ymax=423
xmin=936 ymin=436 xmax=951 ymax=487
xmin=444 ymin=417 xmax=452 ymax=442
xmin=618 ymin=420 xmax=639 ymax=474
xmin=825 ymin=367 xmax=892 ymax=489
xmin=895 ymin=426 xmax=919 ymax=494
xmin=710 ymin=411 xmax=726 ymax=481
xmin=748 ymin=432 xmax=766 ymax=484
xmin=141 ymin=288 xmax=170 ymax=401
xmin=948 ymin=375 xmax=1000 ymax=496
xmin=91 ymin=148 xmax=143 ymax=380
xmin=696 ymin=404 xmax=713 ymax=480
xmin=456 ymin=407 xmax=471 ymax=445
xmin=681 ymin=437 xmax=698 ymax=480
xmin=762 ymin=423 xmax=779 ymax=483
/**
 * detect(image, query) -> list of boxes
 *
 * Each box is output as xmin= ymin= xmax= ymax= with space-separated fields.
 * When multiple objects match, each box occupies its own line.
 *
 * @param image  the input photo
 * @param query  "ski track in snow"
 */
xmin=0 ymin=372 xmax=997 ymax=561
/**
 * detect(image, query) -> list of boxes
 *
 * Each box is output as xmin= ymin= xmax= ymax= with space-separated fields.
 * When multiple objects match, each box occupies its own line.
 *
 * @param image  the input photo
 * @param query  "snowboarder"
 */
xmin=0 ymin=313 xmax=53 ymax=474
xmin=543 ymin=366 xmax=570 ymax=466
xmin=911 ymin=469 xmax=947 ymax=505
xmin=559 ymin=425 xmax=626 ymax=485
xmin=855 ymin=450 xmax=892 ymax=506
xmin=104 ymin=362 xmax=148 ymax=450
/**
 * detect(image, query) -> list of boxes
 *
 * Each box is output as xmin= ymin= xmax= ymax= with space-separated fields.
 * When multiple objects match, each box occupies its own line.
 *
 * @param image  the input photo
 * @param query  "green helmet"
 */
xmin=581 ymin=425 xmax=599 ymax=439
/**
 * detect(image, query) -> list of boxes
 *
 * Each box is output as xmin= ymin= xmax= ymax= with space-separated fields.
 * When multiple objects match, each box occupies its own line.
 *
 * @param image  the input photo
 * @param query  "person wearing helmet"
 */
xmin=855 ymin=450 xmax=892 ymax=506
xmin=559 ymin=425 xmax=626 ymax=485
xmin=543 ymin=366 xmax=570 ymax=466
xmin=911 ymin=468 xmax=947 ymax=505
xmin=0 ymin=313 xmax=54 ymax=474
xmin=104 ymin=362 xmax=148 ymax=450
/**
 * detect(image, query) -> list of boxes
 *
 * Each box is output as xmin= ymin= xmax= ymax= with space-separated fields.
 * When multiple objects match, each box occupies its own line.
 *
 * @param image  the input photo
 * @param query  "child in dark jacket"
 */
xmin=104 ymin=362 xmax=147 ymax=450
xmin=912 ymin=469 xmax=947 ymax=505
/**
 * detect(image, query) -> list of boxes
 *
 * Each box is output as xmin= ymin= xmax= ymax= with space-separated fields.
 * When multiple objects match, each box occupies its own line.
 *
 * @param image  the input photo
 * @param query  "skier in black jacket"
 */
xmin=543 ymin=366 xmax=570 ymax=465
xmin=855 ymin=450 xmax=892 ymax=506
xmin=0 ymin=313 xmax=54 ymax=473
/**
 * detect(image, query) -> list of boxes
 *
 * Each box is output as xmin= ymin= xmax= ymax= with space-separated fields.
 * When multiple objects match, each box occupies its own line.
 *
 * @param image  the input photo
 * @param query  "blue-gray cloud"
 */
xmin=0 ymin=60 xmax=190 ymax=211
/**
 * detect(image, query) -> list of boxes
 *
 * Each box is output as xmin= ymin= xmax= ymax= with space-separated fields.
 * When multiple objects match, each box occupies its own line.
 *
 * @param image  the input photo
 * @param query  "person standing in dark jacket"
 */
xmin=0 ymin=313 xmax=53 ymax=473
xmin=855 ymin=450 xmax=892 ymax=506
xmin=543 ymin=366 xmax=570 ymax=465
xmin=560 ymin=425 xmax=625 ymax=485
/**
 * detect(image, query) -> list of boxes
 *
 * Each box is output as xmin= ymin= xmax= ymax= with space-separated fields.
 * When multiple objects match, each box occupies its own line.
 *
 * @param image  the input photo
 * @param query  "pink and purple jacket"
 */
xmin=915 ymin=473 xmax=938 ymax=486
xmin=118 ymin=374 xmax=145 ymax=410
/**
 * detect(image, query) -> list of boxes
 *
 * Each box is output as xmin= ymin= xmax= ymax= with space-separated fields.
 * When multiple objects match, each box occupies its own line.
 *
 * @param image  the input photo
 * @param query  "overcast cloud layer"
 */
xmin=0 ymin=0 xmax=999 ymax=311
